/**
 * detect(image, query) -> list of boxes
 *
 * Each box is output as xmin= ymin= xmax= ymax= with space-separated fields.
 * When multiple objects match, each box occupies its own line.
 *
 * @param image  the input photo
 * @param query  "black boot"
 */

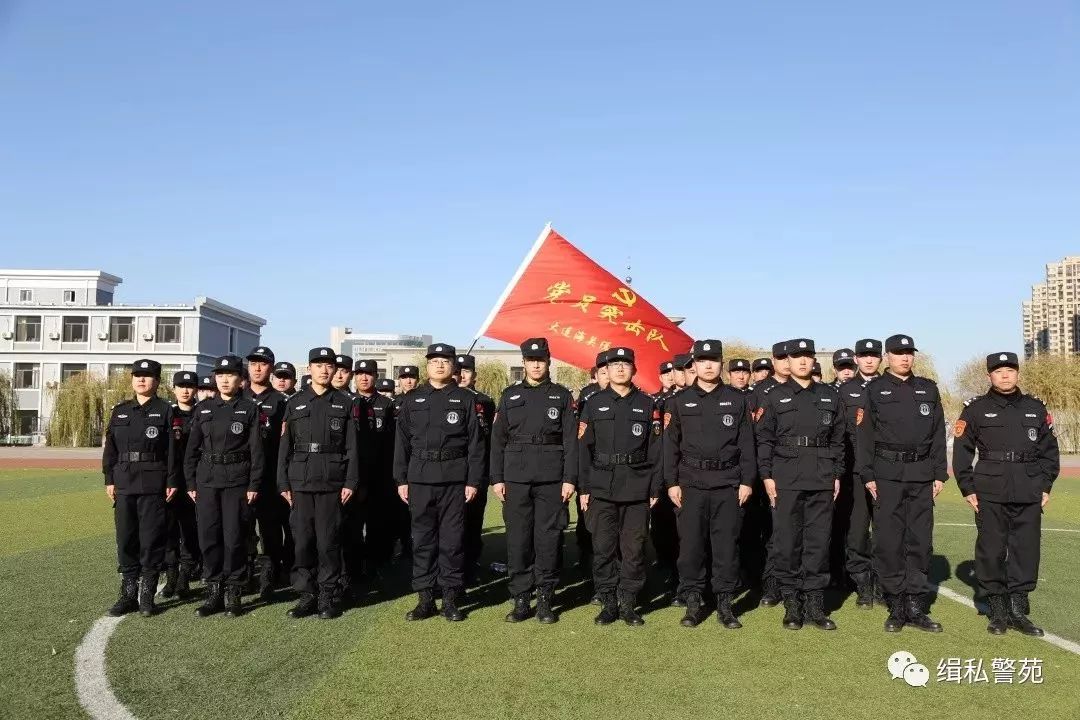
xmin=781 ymin=592 xmax=803 ymax=630
xmin=680 ymin=591 xmax=708 ymax=627
xmin=108 ymin=577 xmax=138 ymax=617
xmin=442 ymin=589 xmax=465 ymax=622
xmin=257 ymin=557 xmax=275 ymax=602
xmin=505 ymin=593 xmax=531 ymax=623
xmin=287 ymin=593 xmax=317 ymax=618
xmin=161 ymin=566 xmax=178 ymax=599
xmin=853 ymin=573 xmax=874 ymax=608
xmin=138 ymin=574 xmax=159 ymax=617
xmin=883 ymin=594 xmax=905 ymax=632
xmin=222 ymin=585 xmax=243 ymax=617
xmin=986 ymin=594 xmax=1008 ymax=635
xmin=872 ymin=572 xmax=884 ymax=602
xmin=196 ymin=581 xmax=224 ymax=617
xmin=405 ymin=590 xmax=438 ymax=621
xmin=619 ymin=591 xmax=644 ymax=626
xmin=535 ymin=586 xmax=557 ymax=624
xmin=175 ymin=564 xmax=193 ymax=599
xmin=904 ymin=593 xmax=942 ymax=633
xmin=1007 ymin=593 xmax=1044 ymax=636
xmin=318 ymin=588 xmax=342 ymax=619
xmin=716 ymin=592 xmax=743 ymax=629
xmin=594 ymin=592 xmax=619 ymax=625
xmin=760 ymin=576 xmax=781 ymax=607
xmin=804 ymin=590 xmax=836 ymax=631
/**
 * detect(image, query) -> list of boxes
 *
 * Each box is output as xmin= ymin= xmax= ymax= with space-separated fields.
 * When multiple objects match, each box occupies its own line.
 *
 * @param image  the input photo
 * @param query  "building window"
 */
xmin=15 ymin=316 xmax=41 ymax=342
xmin=109 ymin=316 xmax=134 ymax=343
xmin=62 ymin=316 xmax=89 ymax=343
xmin=18 ymin=289 xmax=32 ymax=303
xmin=228 ymin=328 xmax=238 ymax=353
xmin=16 ymin=410 xmax=39 ymax=434
xmin=14 ymin=363 xmax=40 ymax=389
xmin=108 ymin=364 xmax=129 ymax=378
xmin=63 ymin=290 xmax=76 ymax=304
xmin=510 ymin=366 xmax=525 ymax=383
xmin=161 ymin=365 xmax=180 ymax=381
xmin=155 ymin=317 xmax=181 ymax=344
xmin=61 ymin=363 xmax=87 ymax=382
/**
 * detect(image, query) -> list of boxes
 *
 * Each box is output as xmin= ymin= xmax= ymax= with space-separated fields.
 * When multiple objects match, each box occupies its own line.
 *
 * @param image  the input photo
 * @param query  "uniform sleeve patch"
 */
xmin=954 ymin=420 xmax=966 ymax=438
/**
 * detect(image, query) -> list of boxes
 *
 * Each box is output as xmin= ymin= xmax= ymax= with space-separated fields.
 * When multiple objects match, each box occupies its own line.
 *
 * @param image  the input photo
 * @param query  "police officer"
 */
xmin=197 ymin=375 xmax=217 ymax=403
xmin=856 ymin=334 xmax=947 ymax=633
xmin=391 ymin=366 xmax=421 ymax=558
xmin=755 ymin=339 xmax=844 ymax=631
xmin=577 ymin=351 xmax=610 ymax=410
xmin=376 ymin=378 xmax=396 ymax=399
xmin=574 ymin=350 xmax=611 ymax=568
xmin=244 ymin=346 xmax=291 ymax=601
xmin=457 ymin=353 xmax=496 ymax=586
xmin=578 ymin=347 xmax=662 ymax=626
xmin=394 ymin=343 xmax=486 ymax=622
xmin=672 ymin=354 xmax=689 ymax=390
xmin=751 ymin=358 xmax=772 ymax=387
xmin=353 ymin=359 xmax=397 ymax=572
xmin=278 ymin=347 xmax=362 ymax=619
xmin=184 ymin=355 xmax=265 ymax=617
xmin=489 ymin=339 xmax=576 ymax=623
xmin=161 ymin=370 xmax=201 ymax=600
xmin=727 ymin=358 xmax=752 ymax=392
xmin=831 ymin=349 xmax=857 ymax=387
xmin=395 ymin=365 xmax=420 ymax=403
xmin=658 ymin=360 xmax=675 ymax=395
xmin=834 ymin=340 xmax=880 ymax=606
xmin=103 ymin=359 xmax=178 ymax=617
xmin=952 ymin=352 xmax=1059 ymax=636
xmin=681 ymin=352 xmax=697 ymax=387
xmin=272 ymin=362 xmax=298 ymax=396
xmin=811 ymin=361 xmax=823 ymax=382
xmin=664 ymin=340 xmax=756 ymax=628
xmin=331 ymin=355 xmax=354 ymax=392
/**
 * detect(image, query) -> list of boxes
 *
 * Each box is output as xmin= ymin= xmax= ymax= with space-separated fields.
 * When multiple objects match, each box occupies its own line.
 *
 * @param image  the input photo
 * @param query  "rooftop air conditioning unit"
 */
xmin=97 ymin=332 xmax=108 ymax=340
xmin=142 ymin=332 xmax=154 ymax=341
xmin=48 ymin=331 xmax=60 ymax=340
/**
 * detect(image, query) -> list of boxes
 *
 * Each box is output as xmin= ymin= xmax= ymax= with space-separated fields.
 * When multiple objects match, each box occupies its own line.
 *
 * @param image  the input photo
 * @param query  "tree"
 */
xmin=0 ymin=371 xmax=17 ymax=438
xmin=474 ymin=361 xmax=510 ymax=399
xmin=952 ymin=356 xmax=989 ymax=403
xmin=556 ymin=364 xmax=590 ymax=393
xmin=46 ymin=371 xmax=174 ymax=447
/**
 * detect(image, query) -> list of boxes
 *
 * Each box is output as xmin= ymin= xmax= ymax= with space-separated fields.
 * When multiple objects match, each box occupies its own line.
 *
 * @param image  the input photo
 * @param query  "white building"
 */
xmin=0 ymin=269 xmax=265 ymax=438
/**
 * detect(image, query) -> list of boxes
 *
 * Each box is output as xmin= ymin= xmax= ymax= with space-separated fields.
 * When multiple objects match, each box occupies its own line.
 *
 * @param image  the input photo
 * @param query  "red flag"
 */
xmin=476 ymin=225 xmax=691 ymax=393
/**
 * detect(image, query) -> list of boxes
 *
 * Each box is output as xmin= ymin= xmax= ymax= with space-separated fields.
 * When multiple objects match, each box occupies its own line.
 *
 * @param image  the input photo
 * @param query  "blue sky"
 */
xmin=2 ymin=2 xmax=1078 ymax=380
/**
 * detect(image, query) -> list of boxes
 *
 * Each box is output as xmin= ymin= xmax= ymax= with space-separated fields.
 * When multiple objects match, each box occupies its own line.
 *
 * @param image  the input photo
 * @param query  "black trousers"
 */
xmin=464 ymin=484 xmax=488 ymax=572
xmin=650 ymin=493 xmax=679 ymax=574
xmin=163 ymin=492 xmax=200 ymax=569
xmin=291 ymin=490 xmax=344 ymax=595
xmin=677 ymin=485 xmax=742 ymax=595
xmin=253 ymin=490 xmax=293 ymax=571
xmin=872 ymin=480 xmax=933 ymax=596
xmin=197 ymin=485 xmax=250 ymax=587
xmin=575 ymin=495 xmax=592 ymax=557
xmin=504 ymin=482 xmax=566 ymax=596
xmin=363 ymin=481 xmax=398 ymax=568
xmin=975 ymin=500 xmax=1041 ymax=596
xmin=340 ymin=495 xmax=365 ymax=584
xmin=587 ymin=498 xmax=649 ymax=596
xmin=409 ymin=483 xmax=466 ymax=592
xmin=772 ymin=488 xmax=833 ymax=593
xmin=831 ymin=471 xmax=874 ymax=579
xmin=115 ymin=493 xmax=167 ymax=578
xmin=738 ymin=477 xmax=771 ymax=586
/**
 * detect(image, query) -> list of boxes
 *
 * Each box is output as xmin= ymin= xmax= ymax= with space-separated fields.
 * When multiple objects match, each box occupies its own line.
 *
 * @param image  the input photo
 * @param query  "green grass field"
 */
xmin=3 ymin=467 xmax=1079 ymax=720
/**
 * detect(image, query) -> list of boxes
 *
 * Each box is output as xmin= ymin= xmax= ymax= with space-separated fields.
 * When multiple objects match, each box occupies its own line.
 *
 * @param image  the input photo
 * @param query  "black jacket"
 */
xmin=183 ymin=395 xmax=265 ymax=492
xmin=755 ymin=379 xmax=845 ymax=491
xmin=103 ymin=396 xmax=178 ymax=494
xmin=277 ymin=386 xmax=361 ymax=494
xmin=577 ymin=386 xmax=662 ymax=501
xmin=855 ymin=373 xmax=948 ymax=485
xmin=663 ymin=381 xmax=756 ymax=490
xmin=393 ymin=382 xmax=486 ymax=488
xmin=490 ymin=378 xmax=577 ymax=486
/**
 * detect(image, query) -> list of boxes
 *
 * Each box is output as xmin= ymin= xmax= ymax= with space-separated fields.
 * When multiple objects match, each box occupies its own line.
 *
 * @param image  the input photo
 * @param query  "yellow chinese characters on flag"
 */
xmin=475 ymin=224 xmax=691 ymax=393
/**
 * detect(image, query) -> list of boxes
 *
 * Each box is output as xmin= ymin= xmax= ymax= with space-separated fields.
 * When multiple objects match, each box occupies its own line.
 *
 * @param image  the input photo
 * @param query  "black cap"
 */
xmin=376 ymin=378 xmax=395 ymax=392
xmin=691 ymin=339 xmax=722 ymax=360
xmin=771 ymin=341 xmax=789 ymax=359
xmin=788 ymin=339 xmax=816 ymax=356
xmin=308 ymin=347 xmax=335 ymax=363
xmin=172 ymin=370 xmax=197 ymax=387
xmin=884 ymin=334 xmax=917 ymax=353
xmin=398 ymin=365 xmax=419 ymax=378
xmin=595 ymin=351 xmax=610 ymax=368
xmin=353 ymin=359 xmax=378 ymax=375
xmin=607 ymin=347 xmax=635 ymax=365
xmin=246 ymin=346 xmax=275 ymax=364
xmin=130 ymin=358 xmax=161 ymax=377
xmin=659 ymin=360 xmax=674 ymax=374
xmin=520 ymin=337 xmax=551 ymax=360
xmin=300 ymin=374 xmax=312 ymax=387
xmin=426 ymin=343 xmax=456 ymax=360
xmin=855 ymin=338 xmax=882 ymax=356
xmin=272 ymin=361 xmax=296 ymax=379
xmin=987 ymin=352 xmax=1020 ymax=372
xmin=832 ymin=349 xmax=856 ymax=368
xmin=198 ymin=375 xmax=214 ymax=390
xmin=728 ymin=358 xmax=751 ymax=372
xmin=455 ymin=354 xmax=476 ymax=370
xmin=812 ymin=361 xmax=822 ymax=375
xmin=334 ymin=354 xmax=352 ymax=371
xmin=753 ymin=358 xmax=773 ymax=372
xmin=213 ymin=355 xmax=244 ymax=374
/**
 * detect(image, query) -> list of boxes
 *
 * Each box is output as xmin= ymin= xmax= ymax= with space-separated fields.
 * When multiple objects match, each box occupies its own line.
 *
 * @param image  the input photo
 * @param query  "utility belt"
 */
xmin=202 ymin=451 xmax=251 ymax=465
xmin=508 ymin=433 xmax=563 ymax=446
xmin=874 ymin=443 xmax=930 ymax=463
xmin=119 ymin=452 xmax=163 ymax=462
xmin=980 ymin=450 xmax=1038 ymax=463
xmin=592 ymin=450 xmax=647 ymax=468
xmin=777 ymin=437 xmax=829 ymax=448
xmin=411 ymin=448 xmax=467 ymax=462
xmin=680 ymin=454 xmax=740 ymax=471
xmin=293 ymin=442 xmax=344 ymax=455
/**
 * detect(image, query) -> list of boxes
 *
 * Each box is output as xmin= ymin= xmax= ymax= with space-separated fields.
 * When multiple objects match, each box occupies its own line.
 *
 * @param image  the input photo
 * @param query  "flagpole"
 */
xmin=473 ymin=222 xmax=553 ymax=341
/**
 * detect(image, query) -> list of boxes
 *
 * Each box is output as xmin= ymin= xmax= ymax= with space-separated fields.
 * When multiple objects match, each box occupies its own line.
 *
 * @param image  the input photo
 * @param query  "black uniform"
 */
xmin=745 ymin=373 xmax=786 ymax=589
xmin=952 ymin=381 xmax=1058 ymax=615
xmin=664 ymin=379 xmax=756 ymax=600
xmin=574 ymin=380 xmax=605 ymax=559
xmin=578 ymin=383 xmax=663 ymax=607
xmin=490 ymin=376 xmax=577 ymax=599
xmin=163 ymin=402 xmax=201 ymax=577
xmin=356 ymin=389 xmax=397 ymax=569
xmin=278 ymin=385 xmax=362 ymax=603
xmin=649 ymin=384 xmax=680 ymax=586
xmin=834 ymin=374 xmax=877 ymax=587
xmin=462 ymin=387 xmax=495 ymax=578
xmin=244 ymin=385 xmax=291 ymax=585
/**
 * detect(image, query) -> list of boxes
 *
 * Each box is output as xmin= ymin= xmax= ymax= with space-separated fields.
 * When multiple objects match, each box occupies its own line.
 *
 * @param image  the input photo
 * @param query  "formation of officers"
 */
xmin=102 ymin=334 xmax=1059 ymax=637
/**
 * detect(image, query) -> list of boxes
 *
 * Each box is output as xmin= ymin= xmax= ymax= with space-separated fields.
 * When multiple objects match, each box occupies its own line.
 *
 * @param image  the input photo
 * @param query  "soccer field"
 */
xmin=2 ymin=467 xmax=1079 ymax=720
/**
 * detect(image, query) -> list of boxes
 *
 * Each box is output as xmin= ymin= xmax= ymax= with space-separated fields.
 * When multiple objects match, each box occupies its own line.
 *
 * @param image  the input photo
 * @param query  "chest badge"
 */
xmin=821 ymin=411 xmax=833 ymax=425
xmin=722 ymin=414 xmax=734 ymax=427
xmin=919 ymin=403 xmax=930 ymax=416
xmin=144 ymin=426 xmax=159 ymax=439
xmin=631 ymin=422 xmax=644 ymax=437
xmin=330 ymin=418 xmax=343 ymax=431
xmin=230 ymin=422 xmax=244 ymax=435
xmin=446 ymin=411 xmax=460 ymax=425
xmin=376 ymin=417 xmax=384 ymax=430
xmin=547 ymin=407 xmax=560 ymax=420
xmin=1028 ymin=428 xmax=1038 ymax=442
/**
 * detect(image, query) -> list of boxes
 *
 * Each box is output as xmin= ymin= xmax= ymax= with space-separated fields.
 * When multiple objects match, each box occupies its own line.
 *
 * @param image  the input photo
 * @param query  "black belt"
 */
xmin=120 ymin=452 xmax=163 ymax=462
xmin=411 ymin=448 xmax=467 ymax=461
xmin=778 ymin=437 xmax=828 ymax=448
xmin=202 ymin=451 xmax=251 ymax=465
xmin=980 ymin=450 xmax=1038 ymax=463
xmin=874 ymin=444 xmax=930 ymax=463
xmin=293 ymin=443 xmax=344 ymax=454
xmin=508 ymin=433 xmax=563 ymax=445
xmin=680 ymin=454 xmax=740 ymax=471
xmin=593 ymin=450 xmax=647 ymax=467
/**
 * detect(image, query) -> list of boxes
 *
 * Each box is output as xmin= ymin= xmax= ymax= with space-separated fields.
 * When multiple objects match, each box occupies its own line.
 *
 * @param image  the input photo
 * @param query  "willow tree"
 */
xmin=555 ymin=364 xmax=590 ymax=393
xmin=474 ymin=361 xmax=510 ymax=400
xmin=0 ymin=371 xmax=16 ymax=437
xmin=47 ymin=370 xmax=174 ymax=447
